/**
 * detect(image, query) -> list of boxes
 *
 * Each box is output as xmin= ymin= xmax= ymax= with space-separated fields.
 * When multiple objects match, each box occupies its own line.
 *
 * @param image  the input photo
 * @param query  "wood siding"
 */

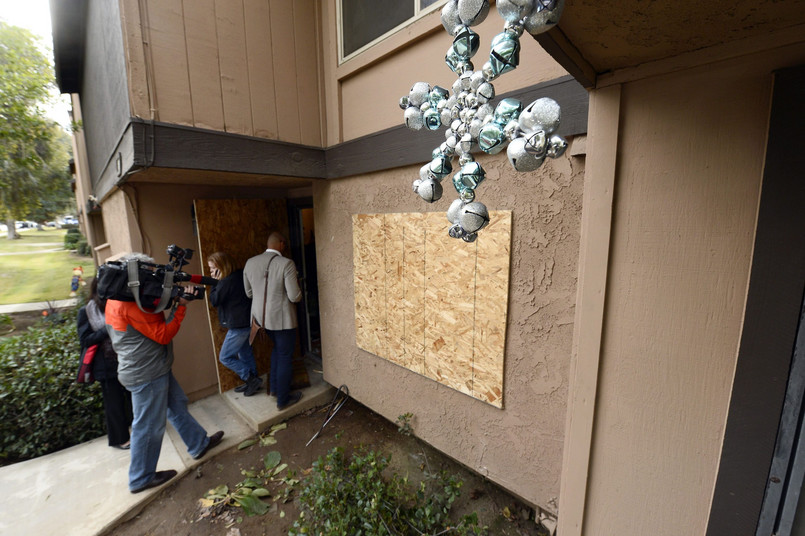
xmin=120 ymin=0 xmax=323 ymax=147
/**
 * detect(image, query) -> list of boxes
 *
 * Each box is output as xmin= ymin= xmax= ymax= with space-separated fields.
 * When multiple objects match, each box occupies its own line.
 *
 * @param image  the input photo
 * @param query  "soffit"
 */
xmin=544 ymin=0 xmax=805 ymax=83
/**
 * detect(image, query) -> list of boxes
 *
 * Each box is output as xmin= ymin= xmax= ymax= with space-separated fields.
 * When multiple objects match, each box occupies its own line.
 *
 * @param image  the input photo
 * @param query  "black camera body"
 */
xmin=97 ymin=245 xmax=217 ymax=312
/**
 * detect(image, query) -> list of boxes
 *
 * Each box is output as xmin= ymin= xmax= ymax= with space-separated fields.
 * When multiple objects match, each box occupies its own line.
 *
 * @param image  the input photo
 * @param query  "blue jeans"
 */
xmin=127 ymin=372 xmax=209 ymax=491
xmin=267 ymin=328 xmax=296 ymax=407
xmin=218 ymin=327 xmax=257 ymax=381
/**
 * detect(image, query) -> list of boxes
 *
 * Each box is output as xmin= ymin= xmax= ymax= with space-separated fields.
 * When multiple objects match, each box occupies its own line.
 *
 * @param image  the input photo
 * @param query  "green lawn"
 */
xmin=0 ymin=229 xmax=95 ymax=304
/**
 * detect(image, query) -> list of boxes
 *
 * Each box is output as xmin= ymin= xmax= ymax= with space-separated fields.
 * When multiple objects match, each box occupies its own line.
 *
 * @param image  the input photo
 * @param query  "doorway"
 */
xmin=287 ymin=198 xmax=321 ymax=362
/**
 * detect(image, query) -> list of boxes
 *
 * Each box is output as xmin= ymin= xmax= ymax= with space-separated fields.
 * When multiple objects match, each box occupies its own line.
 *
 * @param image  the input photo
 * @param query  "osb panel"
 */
xmin=194 ymin=198 xmax=289 ymax=392
xmin=353 ymin=210 xmax=511 ymax=407
xmin=352 ymin=214 xmax=386 ymax=358
xmin=384 ymin=213 xmax=407 ymax=367
xmin=402 ymin=213 xmax=426 ymax=374
xmin=471 ymin=212 xmax=511 ymax=407
xmin=423 ymin=212 xmax=475 ymax=397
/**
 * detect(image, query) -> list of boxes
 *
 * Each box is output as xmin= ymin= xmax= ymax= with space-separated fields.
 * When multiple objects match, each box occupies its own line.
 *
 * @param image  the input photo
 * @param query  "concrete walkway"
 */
xmin=0 ymin=366 xmax=334 ymax=536
xmin=0 ymin=298 xmax=78 ymax=314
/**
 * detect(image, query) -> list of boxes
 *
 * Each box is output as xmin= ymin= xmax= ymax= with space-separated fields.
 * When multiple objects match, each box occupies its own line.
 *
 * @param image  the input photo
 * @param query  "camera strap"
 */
xmin=127 ymin=260 xmax=175 ymax=314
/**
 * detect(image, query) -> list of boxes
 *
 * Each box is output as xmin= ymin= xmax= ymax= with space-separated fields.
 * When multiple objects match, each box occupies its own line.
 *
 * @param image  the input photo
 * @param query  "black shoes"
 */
xmin=277 ymin=391 xmax=302 ymax=410
xmin=243 ymin=374 xmax=263 ymax=397
xmin=234 ymin=383 xmax=248 ymax=393
xmin=130 ymin=470 xmax=177 ymax=494
xmin=193 ymin=430 xmax=224 ymax=460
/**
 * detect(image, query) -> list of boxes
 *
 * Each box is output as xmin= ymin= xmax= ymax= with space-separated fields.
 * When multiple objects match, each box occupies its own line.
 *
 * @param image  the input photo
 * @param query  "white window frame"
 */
xmin=337 ymin=0 xmax=447 ymax=64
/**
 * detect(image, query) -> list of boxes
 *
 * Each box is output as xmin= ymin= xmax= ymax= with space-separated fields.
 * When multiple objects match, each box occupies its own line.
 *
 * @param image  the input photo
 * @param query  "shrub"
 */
xmin=0 ymin=307 xmax=105 ymax=465
xmin=290 ymin=447 xmax=485 ymax=536
xmin=64 ymin=228 xmax=81 ymax=250
xmin=76 ymin=238 xmax=92 ymax=257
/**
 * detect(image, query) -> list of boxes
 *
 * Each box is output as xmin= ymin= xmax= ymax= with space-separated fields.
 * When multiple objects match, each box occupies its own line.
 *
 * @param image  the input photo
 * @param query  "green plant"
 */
xmin=396 ymin=412 xmax=414 ymax=436
xmin=290 ymin=447 xmax=486 ymax=536
xmin=76 ymin=237 xmax=92 ymax=256
xmin=63 ymin=228 xmax=81 ymax=249
xmin=200 ymin=450 xmax=298 ymax=517
xmin=0 ymin=306 xmax=105 ymax=465
xmin=0 ymin=314 xmax=12 ymax=333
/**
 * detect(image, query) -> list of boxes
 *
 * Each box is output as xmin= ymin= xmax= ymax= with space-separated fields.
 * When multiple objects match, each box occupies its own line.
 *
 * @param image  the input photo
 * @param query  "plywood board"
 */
xmin=423 ymin=212 xmax=475 ymax=397
xmin=384 ymin=213 xmax=406 ymax=366
xmin=471 ymin=211 xmax=511 ymax=407
xmin=353 ymin=210 xmax=511 ymax=407
xmin=194 ymin=198 xmax=310 ymax=393
xmin=402 ymin=212 xmax=426 ymax=374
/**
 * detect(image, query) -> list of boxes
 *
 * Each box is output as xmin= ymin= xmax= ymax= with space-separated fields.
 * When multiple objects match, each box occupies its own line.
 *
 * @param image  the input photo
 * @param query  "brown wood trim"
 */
xmin=706 ymin=64 xmax=805 ymax=536
xmin=534 ymin=27 xmax=597 ymax=90
xmin=121 ymin=77 xmax=588 ymax=183
xmin=130 ymin=119 xmax=327 ymax=179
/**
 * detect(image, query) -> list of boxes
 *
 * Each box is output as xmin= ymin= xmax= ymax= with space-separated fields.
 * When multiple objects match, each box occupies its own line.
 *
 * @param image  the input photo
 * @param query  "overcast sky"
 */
xmin=0 ymin=0 xmax=72 ymax=127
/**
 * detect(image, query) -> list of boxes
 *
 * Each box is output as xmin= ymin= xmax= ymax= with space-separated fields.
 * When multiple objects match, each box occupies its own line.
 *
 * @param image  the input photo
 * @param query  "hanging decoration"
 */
xmin=400 ymin=0 xmax=567 ymax=241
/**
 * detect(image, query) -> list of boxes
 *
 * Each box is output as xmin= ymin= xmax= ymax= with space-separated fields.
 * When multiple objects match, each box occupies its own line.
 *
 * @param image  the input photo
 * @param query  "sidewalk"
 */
xmin=0 ymin=367 xmax=334 ymax=536
xmin=0 ymin=298 xmax=77 ymax=314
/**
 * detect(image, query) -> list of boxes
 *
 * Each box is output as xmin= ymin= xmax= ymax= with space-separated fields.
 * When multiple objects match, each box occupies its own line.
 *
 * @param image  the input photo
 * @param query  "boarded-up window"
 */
xmin=352 ymin=211 xmax=511 ymax=407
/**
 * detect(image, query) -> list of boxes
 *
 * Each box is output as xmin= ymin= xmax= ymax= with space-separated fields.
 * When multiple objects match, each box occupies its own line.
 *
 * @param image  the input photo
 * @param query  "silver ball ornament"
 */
xmin=496 ymin=0 xmax=534 ymax=23
xmin=420 ymin=163 xmax=432 ymax=180
xmin=457 ymin=0 xmax=490 ymax=27
xmin=524 ymin=129 xmax=547 ymax=156
xmin=448 ymin=223 xmax=466 ymax=239
xmin=404 ymin=107 xmax=425 ymax=130
xmin=459 ymin=201 xmax=490 ymax=233
xmin=507 ymin=136 xmax=546 ymax=171
xmin=412 ymin=179 xmax=422 ymax=192
xmin=409 ymin=82 xmax=431 ymax=107
xmin=441 ymin=0 xmax=462 ymax=35
xmin=521 ymin=97 xmax=561 ymax=134
xmin=482 ymin=61 xmax=497 ymax=81
xmin=546 ymin=134 xmax=568 ymax=158
xmin=503 ymin=119 xmax=520 ymax=140
xmin=416 ymin=178 xmax=443 ymax=203
xmin=470 ymin=70 xmax=486 ymax=90
xmin=524 ymin=0 xmax=564 ymax=35
xmin=447 ymin=198 xmax=466 ymax=224
xmin=462 ymin=232 xmax=478 ymax=243
xmin=476 ymin=82 xmax=495 ymax=103
xmin=399 ymin=96 xmax=409 ymax=110
xmin=459 ymin=188 xmax=476 ymax=202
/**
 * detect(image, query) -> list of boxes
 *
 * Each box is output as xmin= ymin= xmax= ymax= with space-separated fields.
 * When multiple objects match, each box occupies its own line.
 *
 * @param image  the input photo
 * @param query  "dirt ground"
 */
xmin=0 ymin=310 xmax=50 ymax=337
xmin=107 ymin=400 xmax=551 ymax=536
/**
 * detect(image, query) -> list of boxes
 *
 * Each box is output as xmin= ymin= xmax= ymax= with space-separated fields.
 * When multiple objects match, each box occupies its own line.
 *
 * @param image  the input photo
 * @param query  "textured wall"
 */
xmin=314 ymin=148 xmax=584 ymax=510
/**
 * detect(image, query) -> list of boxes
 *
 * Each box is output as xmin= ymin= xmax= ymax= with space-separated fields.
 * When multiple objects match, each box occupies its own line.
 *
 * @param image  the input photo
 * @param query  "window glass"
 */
xmin=341 ymin=0 xmax=414 ymax=57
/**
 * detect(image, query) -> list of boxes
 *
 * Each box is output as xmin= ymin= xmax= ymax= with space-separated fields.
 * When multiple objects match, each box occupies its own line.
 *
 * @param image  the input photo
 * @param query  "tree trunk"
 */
xmin=5 ymin=219 xmax=19 ymax=239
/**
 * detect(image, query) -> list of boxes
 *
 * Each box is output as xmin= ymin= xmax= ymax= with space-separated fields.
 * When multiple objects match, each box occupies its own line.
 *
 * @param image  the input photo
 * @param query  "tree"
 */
xmin=0 ymin=22 xmax=57 ymax=239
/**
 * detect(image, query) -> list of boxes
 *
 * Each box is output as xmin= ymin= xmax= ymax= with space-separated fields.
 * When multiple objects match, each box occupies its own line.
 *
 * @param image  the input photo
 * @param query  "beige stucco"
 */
xmin=560 ymin=41 xmax=805 ymax=536
xmin=313 ymin=145 xmax=584 ymax=510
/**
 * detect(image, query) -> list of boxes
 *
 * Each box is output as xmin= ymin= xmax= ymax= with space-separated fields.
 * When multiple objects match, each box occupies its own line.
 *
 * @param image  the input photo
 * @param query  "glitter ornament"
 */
xmin=399 ymin=0 xmax=567 ymax=239
xmin=459 ymin=201 xmax=490 ymax=233
xmin=416 ymin=179 xmax=443 ymax=203
xmin=457 ymin=0 xmax=490 ymax=26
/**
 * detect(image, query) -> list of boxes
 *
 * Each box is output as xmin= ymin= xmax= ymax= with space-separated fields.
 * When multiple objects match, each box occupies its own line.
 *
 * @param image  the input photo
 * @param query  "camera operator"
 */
xmin=105 ymin=252 xmax=224 ymax=494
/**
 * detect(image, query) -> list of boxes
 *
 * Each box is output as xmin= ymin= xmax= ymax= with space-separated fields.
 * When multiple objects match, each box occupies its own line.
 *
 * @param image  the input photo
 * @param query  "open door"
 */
xmin=193 ymin=198 xmax=310 ymax=393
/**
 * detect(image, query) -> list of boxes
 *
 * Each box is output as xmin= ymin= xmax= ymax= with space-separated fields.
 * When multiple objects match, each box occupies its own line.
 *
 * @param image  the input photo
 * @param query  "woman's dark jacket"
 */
xmin=77 ymin=304 xmax=119 ymax=381
xmin=209 ymin=268 xmax=252 ymax=329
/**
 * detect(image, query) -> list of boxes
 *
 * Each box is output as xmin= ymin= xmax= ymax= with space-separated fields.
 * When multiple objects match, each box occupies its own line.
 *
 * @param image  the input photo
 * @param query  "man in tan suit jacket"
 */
xmin=244 ymin=232 xmax=303 ymax=409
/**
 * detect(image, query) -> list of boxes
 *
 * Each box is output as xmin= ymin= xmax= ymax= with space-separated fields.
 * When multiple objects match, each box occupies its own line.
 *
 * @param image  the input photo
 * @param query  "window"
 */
xmin=340 ymin=0 xmax=446 ymax=60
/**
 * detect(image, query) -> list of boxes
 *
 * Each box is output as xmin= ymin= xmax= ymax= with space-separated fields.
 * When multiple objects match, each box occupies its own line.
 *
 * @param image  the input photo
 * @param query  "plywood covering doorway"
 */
xmin=194 ymin=198 xmax=309 ymax=393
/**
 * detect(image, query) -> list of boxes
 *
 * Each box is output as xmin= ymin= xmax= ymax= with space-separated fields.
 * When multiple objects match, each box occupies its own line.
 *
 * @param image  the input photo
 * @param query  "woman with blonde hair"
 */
xmin=208 ymin=251 xmax=261 ymax=396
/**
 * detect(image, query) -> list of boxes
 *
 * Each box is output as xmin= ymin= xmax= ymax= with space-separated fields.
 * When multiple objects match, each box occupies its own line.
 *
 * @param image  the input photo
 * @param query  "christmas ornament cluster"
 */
xmin=399 ymin=0 xmax=567 ymax=242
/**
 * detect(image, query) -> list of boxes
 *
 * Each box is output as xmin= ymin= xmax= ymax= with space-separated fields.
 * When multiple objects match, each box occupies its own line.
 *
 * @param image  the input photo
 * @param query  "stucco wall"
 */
xmin=313 ymin=147 xmax=584 ymax=510
xmin=579 ymin=44 xmax=805 ymax=536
